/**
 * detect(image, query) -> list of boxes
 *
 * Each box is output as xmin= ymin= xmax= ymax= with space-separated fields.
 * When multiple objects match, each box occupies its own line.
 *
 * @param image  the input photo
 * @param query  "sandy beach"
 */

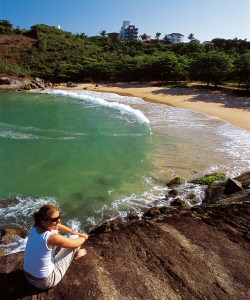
xmin=56 ymin=82 xmax=250 ymax=132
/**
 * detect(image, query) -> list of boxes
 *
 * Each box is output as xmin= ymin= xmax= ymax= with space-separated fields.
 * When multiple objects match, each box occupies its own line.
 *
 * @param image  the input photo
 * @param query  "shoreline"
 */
xmin=55 ymin=82 xmax=250 ymax=132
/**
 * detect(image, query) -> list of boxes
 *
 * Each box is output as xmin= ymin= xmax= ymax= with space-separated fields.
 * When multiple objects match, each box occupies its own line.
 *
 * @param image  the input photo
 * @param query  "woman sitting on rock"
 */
xmin=23 ymin=204 xmax=88 ymax=290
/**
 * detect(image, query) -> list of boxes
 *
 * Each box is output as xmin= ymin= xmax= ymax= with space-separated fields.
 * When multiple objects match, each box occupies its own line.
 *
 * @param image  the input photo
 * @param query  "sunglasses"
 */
xmin=48 ymin=214 xmax=61 ymax=222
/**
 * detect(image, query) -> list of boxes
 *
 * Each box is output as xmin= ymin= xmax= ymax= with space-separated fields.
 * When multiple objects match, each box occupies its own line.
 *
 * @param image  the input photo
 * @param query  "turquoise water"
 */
xmin=0 ymin=92 xmax=153 ymax=229
xmin=1 ymin=89 xmax=250 ymax=242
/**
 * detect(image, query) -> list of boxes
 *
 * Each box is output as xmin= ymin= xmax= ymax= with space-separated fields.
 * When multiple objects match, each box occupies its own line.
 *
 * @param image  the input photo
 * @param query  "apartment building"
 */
xmin=120 ymin=21 xmax=138 ymax=41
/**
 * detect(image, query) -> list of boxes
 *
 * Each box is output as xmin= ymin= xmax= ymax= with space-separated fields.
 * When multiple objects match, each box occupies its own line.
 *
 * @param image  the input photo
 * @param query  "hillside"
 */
xmin=0 ymin=34 xmax=36 ymax=76
xmin=0 ymin=23 xmax=250 ymax=88
xmin=0 ymin=34 xmax=36 ymax=56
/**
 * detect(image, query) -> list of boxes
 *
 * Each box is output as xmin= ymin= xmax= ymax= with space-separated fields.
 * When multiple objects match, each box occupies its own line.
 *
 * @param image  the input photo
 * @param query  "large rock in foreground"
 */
xmin=0 ymin=202 xmax=249 ymax=300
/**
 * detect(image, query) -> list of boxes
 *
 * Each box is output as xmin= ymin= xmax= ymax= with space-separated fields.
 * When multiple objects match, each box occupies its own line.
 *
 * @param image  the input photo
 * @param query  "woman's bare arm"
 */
xmin=58 ymin=223 xmax=89 ymax=239
xmin=48 ymin=233 xmax=86 ymax=249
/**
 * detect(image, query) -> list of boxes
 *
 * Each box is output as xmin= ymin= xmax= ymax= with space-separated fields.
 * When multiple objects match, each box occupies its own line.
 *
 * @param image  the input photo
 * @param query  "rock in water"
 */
xmin=224 ymin=178 xmax=243 ymax=195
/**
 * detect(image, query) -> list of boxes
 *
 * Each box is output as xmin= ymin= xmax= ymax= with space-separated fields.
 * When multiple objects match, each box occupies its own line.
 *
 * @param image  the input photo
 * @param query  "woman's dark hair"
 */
xmin=33 ymin=204 xmax=58 ymax=227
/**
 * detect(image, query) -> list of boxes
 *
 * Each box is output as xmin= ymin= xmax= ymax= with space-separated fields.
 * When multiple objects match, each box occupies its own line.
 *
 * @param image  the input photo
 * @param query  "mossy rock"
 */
xmin=171 ymin=198 xmax=191 ymax=210
xmin=203 ymin=185 xmax=225 ymax=204
xmin=191 ymin=173 xmax=226 ymax=185
xmin=159 ymin=206 xmax=170 ymax=215
xmin=167 ymin=177 xmax=184 ymax=187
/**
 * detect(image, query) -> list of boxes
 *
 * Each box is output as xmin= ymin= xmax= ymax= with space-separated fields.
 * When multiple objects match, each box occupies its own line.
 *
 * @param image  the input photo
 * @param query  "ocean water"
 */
xmin=1 ymin=89 xmax=250 ymax=254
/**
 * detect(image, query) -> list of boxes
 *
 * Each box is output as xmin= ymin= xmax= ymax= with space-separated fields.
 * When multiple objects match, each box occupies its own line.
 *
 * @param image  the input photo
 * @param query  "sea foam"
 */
xmin=38 ymin=89 xmax=150 ymax=125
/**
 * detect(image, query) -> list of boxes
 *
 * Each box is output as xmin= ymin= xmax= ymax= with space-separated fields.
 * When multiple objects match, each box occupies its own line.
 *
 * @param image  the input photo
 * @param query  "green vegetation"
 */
xmin=189 ymin=51 xmax=233 ymax=87
xmin=191 ymin=173 xmax=226 ymax=185
xmin=0 ymin=21 xmax=250 ymax=90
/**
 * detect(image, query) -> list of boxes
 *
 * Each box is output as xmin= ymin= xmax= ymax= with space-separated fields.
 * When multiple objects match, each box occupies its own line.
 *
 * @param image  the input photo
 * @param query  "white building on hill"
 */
xmin=167 ymin=33 xmax=184 ymax=44
xmin=120 ymin=21 xmax=138 ymax=41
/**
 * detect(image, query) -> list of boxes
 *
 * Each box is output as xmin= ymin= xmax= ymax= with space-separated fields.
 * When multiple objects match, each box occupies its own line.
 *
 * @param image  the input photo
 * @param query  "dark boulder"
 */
xmin=171 ymin=198 xmax=192 ymax=210
xmin=143 ymin=206 xmax=161 ymax=217
xmin=224 ymin=178 xmax=243 ymax=195
xmin=167 ymin=189 xmax=179 ymax=197
xmin=167 ymin=177 xmax=184 ymax=187
xmin=0 ymin=77 xmax=11 ymax=85
xmin=126 ymin=209 xmax=140 ymax=221
xmin=203 ymin=185 xmax=225 ymax=204
xmin=67 ymin=81 xmax=77 ymax=87
xmin=235 ymin=172 xmax=250 ymax=188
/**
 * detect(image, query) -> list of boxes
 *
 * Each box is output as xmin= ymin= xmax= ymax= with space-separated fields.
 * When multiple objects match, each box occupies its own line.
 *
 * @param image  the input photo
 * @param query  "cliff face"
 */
xmin=0 ymin=200 xmax=249 ymax=300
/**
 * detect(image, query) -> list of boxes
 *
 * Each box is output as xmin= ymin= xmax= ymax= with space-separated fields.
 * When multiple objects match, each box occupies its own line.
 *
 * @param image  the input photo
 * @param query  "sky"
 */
xmin=0 ymin=0 xmax=250 ymax=42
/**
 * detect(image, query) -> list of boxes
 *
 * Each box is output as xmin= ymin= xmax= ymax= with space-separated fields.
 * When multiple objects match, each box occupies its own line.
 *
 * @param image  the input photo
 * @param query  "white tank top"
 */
xmin=23 ymin=227 xmax=56 ymax=278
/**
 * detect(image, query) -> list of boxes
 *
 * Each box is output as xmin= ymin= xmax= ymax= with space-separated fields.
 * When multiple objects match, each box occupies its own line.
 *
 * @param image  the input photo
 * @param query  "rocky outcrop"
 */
xmin=166 ymin=176 xmax=184 ymax=187
xmin=0 ymin=202 xmax=249 ymax=300
xmin=0 ymin=227 xmax=27 ymax=245
xmin=67 ymin=81 xmax=78 ymax=88
xmin=0 ymin=172 xmax=250 ymax=299
xmin=0 ymin=76 xmax=52 ymax=91
xmin=0 ymin=77 xmax=12 ymax=85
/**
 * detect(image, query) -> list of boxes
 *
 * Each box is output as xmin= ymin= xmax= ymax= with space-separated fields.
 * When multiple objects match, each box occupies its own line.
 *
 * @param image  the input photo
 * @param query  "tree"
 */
xmin=211 ymin=38 xmax=226 ymax=51
xmin=144 ymin=52 xmax=188 ymax=82
xmin=188 ymin=33 xmax=195 ymax=41
xmin=0 ymin=19 xmax=13 ymax=34
xmin=163 ymin=34 xmax=171 ymax=44
xmin=171 ymin=41 xmax=204 ymax=56
xmin=76 ymin=32 xmax=88 ymax=39
xmin=234 ymin=52 xmax=250 ymax=90
xmin=155 ymin=32 xmax=161 ymax=40
xmin=190 ymin=51 xmax=233 ymax=87
xmin=140 ymin=33 xmax=149 ymax=42
xmin=0 ymin=20 xmax=13 ymax=28
xmin=100 ymin=30 xmax=107 ymax=38
xmin=211 ymin=38 xmax=250 ymax=54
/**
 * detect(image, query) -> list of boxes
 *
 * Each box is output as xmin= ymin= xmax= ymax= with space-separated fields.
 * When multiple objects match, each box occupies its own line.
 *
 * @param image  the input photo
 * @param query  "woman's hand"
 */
xmin=72 ymin=231 xmax=88 ymax=239
xmin=58 ymin=224 xmax=88 ymax=239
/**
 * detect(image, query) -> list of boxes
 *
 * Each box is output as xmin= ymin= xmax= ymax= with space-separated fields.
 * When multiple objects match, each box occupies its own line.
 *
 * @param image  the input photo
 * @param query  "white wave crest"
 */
xmin=0 ymin=236 xmax=28 ymax=255
xmin=38 ymin=89 xmax=150 ymax=125
xmin=0 ymin=196 xmax=58 ymax=228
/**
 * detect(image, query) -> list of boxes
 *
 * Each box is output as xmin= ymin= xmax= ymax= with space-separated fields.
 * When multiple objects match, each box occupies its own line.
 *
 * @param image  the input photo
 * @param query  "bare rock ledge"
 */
xmin=0 ymin=200 xmax=250 ymax=300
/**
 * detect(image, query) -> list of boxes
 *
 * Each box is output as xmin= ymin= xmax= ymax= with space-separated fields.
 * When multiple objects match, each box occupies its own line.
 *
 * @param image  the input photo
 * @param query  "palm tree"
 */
xmin=188 ymin=33 xmax=195 ymax=41
xmin=100 ymin=30 xmax=107 ymax=38
xmin=155 ymin=32 xmax=161 ymax=40
xmin=163 ymin=34 xmax=171 ymax=44
xmin=140 ymin=33 xmax=149 ymax=42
